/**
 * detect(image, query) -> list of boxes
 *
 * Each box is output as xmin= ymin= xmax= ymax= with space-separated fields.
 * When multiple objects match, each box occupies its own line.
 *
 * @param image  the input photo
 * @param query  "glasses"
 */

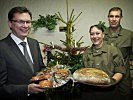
xmin=11 ymin=20 xmax=32 ymax=25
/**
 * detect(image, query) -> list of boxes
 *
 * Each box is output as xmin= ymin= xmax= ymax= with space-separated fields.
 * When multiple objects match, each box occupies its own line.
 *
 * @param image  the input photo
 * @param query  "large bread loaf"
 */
xmin=73 ymin=68 xmax=110 ymax=85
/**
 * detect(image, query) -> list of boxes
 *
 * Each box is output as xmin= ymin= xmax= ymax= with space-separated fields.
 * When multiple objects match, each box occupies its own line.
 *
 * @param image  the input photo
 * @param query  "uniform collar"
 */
xmin=88 ymin=42 xmax=107 ymax=56
xmin=105 ymin=25 xmax=123 ymax=37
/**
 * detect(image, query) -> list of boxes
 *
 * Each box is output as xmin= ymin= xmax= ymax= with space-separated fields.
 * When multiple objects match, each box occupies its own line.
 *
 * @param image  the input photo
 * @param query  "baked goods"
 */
xmin=39 ymin=80 xmax=53 ymax=88
xmin=54 ymin=68 xmax=69 ymax=80
xmin=32 ymin=74 xmax=51 ymax=81
xmin=57 ymin=69 xmax=68 ymax=74
xmin=32 ymin=65 xmax=70 ymax=88
xmin=73 ymin=68 xmax=110 ymax=85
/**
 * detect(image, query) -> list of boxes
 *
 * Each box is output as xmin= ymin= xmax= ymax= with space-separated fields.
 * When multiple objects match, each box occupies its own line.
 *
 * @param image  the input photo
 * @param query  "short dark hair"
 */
xmin=108 ymin=7 xmax=123 ymax=17
xmin=89 ymin=25 xmax=104 ymax=33
xmin=8 ymin=6 xmax=32 ymax=21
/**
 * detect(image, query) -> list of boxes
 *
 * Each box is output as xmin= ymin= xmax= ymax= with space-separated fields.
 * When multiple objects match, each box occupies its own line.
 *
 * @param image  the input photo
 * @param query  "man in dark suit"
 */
xmin=0 ymin=6 xmax=46 ymax=100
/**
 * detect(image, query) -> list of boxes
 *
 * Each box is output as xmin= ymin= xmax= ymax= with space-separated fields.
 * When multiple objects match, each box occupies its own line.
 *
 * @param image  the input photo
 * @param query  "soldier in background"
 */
xmin=104 ymin=7 xmax=133 ymax=100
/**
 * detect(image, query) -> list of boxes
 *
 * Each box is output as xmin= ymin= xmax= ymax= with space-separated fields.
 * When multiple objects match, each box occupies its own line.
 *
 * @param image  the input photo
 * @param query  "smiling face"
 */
xmin=8 ymin=12 xmax=32 ymax=40
xmin=108 ymin=10 xmax=122 ymax=29
xmin=90 ymin=26 xmax=104 ymax=48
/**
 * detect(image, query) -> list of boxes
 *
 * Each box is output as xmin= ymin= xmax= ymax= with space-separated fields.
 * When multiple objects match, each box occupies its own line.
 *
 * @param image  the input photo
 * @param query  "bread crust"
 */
xmin=73 ymin=68 xmax=110 ymax=85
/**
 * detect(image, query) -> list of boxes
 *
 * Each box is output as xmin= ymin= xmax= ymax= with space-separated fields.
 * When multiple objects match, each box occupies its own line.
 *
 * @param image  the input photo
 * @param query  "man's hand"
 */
xmin=28 ymin=83 xmax=44 ymax=94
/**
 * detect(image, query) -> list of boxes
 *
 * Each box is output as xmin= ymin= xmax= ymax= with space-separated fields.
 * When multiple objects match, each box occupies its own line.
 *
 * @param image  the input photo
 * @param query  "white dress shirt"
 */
xmin=10 ymin=33 xmax=33 ymax=63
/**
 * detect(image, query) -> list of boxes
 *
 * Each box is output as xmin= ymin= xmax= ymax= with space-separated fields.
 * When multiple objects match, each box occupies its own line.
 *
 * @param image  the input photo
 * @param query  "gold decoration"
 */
xmin=55 ymin=0 xmax=82 ymax=48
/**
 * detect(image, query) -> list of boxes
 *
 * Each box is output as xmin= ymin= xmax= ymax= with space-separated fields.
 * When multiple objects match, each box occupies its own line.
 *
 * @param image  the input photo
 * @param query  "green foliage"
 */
xmin=97 ymin=21 xmax=106 ymax=31
xmin=32 ymin=14 xmax=58 ymax=32
xmin=44 ymin=9 xmax=84 ymax=72
xmin=47 ymin=50 xmax=84 ymax=73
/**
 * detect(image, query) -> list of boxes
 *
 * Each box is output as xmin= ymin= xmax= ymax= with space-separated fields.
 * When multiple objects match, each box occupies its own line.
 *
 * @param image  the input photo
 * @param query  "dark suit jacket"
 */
xmin=0 ymin=34 xmax=46 ymax=100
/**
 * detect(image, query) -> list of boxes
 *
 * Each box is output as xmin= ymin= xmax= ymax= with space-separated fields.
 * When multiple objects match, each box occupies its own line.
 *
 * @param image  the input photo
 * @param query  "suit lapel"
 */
xmin=5 ymin=35 xmax=34 ymax=74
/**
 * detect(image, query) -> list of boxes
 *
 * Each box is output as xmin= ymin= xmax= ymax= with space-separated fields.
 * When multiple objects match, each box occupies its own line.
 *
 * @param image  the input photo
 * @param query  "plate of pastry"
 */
xmin=31 ymin=64 xmax=71 ymax=88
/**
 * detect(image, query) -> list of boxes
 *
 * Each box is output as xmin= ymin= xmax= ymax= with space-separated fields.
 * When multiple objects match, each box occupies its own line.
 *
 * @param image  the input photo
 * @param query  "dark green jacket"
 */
xmin=104 ymin=26 xmax=133 ymax=95
xmin=83 ymin=43 xmax=125 ymax=77
xmin=104 ymin=26 xmax=133 ymax=60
